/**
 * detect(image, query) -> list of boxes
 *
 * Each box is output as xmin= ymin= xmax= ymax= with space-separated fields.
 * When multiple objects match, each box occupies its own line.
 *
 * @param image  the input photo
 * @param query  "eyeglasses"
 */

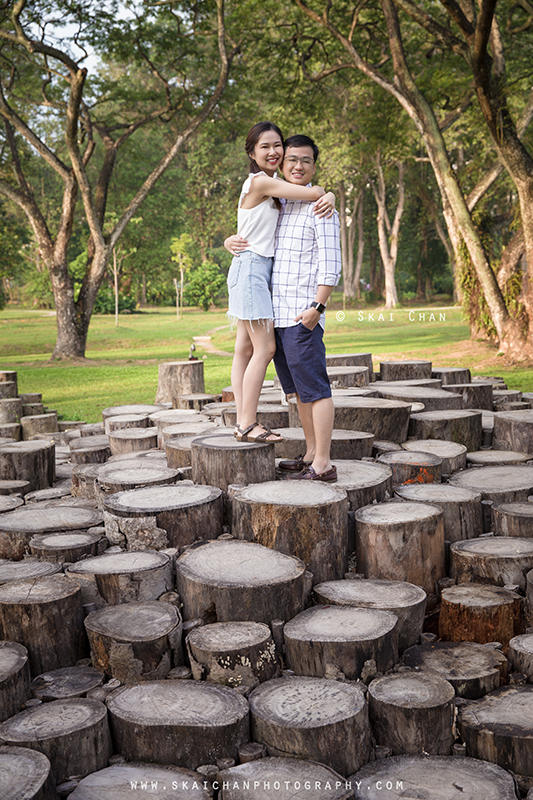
xmin=284 ymin=156 xmax=315 ymax=166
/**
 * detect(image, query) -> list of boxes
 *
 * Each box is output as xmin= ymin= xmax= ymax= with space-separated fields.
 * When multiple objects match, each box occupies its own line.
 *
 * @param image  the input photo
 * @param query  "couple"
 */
xmin=225 ymin=122 xmax=341 ymax=482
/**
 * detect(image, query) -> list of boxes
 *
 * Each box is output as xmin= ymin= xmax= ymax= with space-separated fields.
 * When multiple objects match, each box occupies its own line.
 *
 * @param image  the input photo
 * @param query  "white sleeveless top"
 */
xmin=237 ymin=172 xmax=280 ymax=257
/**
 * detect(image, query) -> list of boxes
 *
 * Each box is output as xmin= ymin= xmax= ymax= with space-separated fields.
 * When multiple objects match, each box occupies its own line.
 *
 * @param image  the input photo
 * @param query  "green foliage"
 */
xmin=184 ymin=261 xmax=226 ymax=311
xmin=93 ymin=286 xmax=137 ymax=315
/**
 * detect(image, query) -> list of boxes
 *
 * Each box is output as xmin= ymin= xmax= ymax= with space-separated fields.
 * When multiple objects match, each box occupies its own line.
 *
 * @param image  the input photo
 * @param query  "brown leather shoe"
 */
xmin=289 ymin=465 xmax=337 ymax=482
xmin=278 ymin=455 xmax=313 ymax=472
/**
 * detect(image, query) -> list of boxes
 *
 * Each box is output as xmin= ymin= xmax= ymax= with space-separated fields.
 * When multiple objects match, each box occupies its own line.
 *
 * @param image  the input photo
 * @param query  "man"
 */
xmin=271 ymin=134 xmax=341 ymax=481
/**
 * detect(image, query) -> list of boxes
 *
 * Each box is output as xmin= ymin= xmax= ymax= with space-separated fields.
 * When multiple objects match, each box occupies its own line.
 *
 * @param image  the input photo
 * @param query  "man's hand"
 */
xmin=294 ymin=307 xmax=321 ymax=330
xmin=224 ymin=234 xmax=249 ymax=256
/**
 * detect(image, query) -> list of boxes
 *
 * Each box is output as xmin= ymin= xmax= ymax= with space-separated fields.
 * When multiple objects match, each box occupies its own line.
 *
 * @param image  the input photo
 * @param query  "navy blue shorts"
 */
xmin=274 ymin=324 xmax=332 ymax=403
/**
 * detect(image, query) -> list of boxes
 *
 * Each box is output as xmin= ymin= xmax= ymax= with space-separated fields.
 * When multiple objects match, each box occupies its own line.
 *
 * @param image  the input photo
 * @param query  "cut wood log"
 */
xmin=84 ymin=600 xmax=183 ymax=682
xmin=350 ymin=754 xmax=519 ymax=800
xmin=508 ymin=633 xmax=533 ymax=680
xmin=0 ymin=697 xmax=112 ymax=784
xmin=66 ymin=551 xmax=173 ymax=607
xmin=402 ymin=439 xmax=467 ymax=474
xmin=176 ymin=540 xmax=306 ymax=624
xmin=165 ymin=435 xmax=201 ymax=468
xmin=102 ymin=404 xmax=162 ymax=421
xmin=380 ymin=360 xmax=432 ymax=381
xmin=108 ymin=427 xmax=158 ymax=456
xmin=327 ymin=366 xmax=370 ymax=387
xmin=69 ymin=435 xmax=111 ymax=465
xmin=21 ymin=403 xmax=45 ymax=417
xmin=0 ymin=381 xmax=17 ymax=399
xmin=0 ymin=370 xmax=17 ymax=388
xmin=78 ymin=423 xmax=105 ymax=437
xmin=31 ymin=665 xmax=104 ymax=701
xmin=71 ymin=463 xmax=103 ymax=499
xmin=69 ymin=763 xmax=212 ymax=800
xmin=95 ymin=463 xmax=181 ymax=508
xmin=218 ymin=757 xmax=353 ymax=800
xmin=249 ymin=676 xmax=371 ymax=777
xmin=449 ymin=465 xmax=533 ymax=505
xmin=24 ymin=483 xmax=71 ymax=504
xmin=0 ymin=495 xmax=23 ymax=513
xmin=186 ymin=621 xmax=278 ymax=688
xmin=104 ymin=413 xmax=151 ymax=435
xmin=161 ymin=420 xmax=216 ymax=446
xmin=191 ymin=432 xmax=275 ymax=492
xmin=432 ymin=367 xmax=472 ymax=385
xmin=0 ymin=642 xmax=30 ymax=722
xmin=0 ymin=575 xmax=86 ymax=675
xmin=458 ymin=684 xmax=533 ymax=777
xmin=493 ymin=410 xmax=533 ymax=453
xmin=106 ymin=680 xmax=248 ymax=769
xmin=0 ymin=423 xmax=20 ymax=440
xmin=230 ymin=481 xmax=348 ymax=584
xmin=284 ymin=605 xmax=398 ymax=679
xmin=466 ymin=450 xmax=531 ymax=467
xmin=173 ymin=392 xmax=222 ymax=410
xmin=20 ymin=413 xmax=58 ymax=441
xmin=273 ymin=428 xmax=374 ymax=461
xmin=375 ymin=385 xmax=463 ymax=412
xmin=222 ymin=404 xmax=289 ymax=430
xmin=289 ymin=397 xmax=412 ymax=443
xmin=402 ymin=640 xmax=507 ymax=698
xmin=155 ymin=360 xmax=205 ymax=404
xmin=355 ymin=501 xmax=445 ymax=595
xmin=377 ymin=450 xmax=442 ymax=485
xmin=439 ymin=583 xmax=523 ymax=650
xmin=313 ymin=578 xmax=426 ymax=653
xmin=394 ymin=483 xmax=483 ymax=543
xmin=0 ymin=745 xmax=56 ymax=800
xmin=0 ymin=560 xmax=61 ymax=584
xmin=326 ymin=352 xmax=373 ymax=374
xmin=0 ymin=398 xmax=22 ymax=423
xmin=332 ymin=460 xmax=393 ymax=511
xmin=0 ymin=440 xmax=55 ymax=492
xmin=408 ymin=409 xmax=483 ymax=451
xmin=150 ymin=409 xmax=203 ymax=447
xmin=0 ymin=505 xmax=103 ymax=560
xmin=442 ymin=382 xmax=494 ymax=410
xmin=103 ymin=483 xmax=223 ymax=550
xmin=18 ymin=393 xmax=41 ymax=405
xmin=368 ymin=672 xmax=455 ymax=755
xmin=0 ymin=479 xmax=29 ymax=495
xmin=451 ymin=536 xmax=533 ymax=590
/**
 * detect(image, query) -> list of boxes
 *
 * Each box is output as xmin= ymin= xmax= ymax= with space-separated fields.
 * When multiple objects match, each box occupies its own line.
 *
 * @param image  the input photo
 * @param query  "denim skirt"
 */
xmin=227 ymin=250 xmax=274 ymax=322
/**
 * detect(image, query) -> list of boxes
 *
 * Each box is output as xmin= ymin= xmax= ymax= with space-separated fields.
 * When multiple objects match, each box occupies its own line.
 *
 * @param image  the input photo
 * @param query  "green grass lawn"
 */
xmin=1 ymin=303 xmax=531 ymax=422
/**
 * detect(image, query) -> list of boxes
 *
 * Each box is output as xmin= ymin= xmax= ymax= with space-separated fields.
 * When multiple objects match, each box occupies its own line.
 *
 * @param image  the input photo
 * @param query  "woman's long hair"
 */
xmin=245 ymin=122 xmax=283 ymax=210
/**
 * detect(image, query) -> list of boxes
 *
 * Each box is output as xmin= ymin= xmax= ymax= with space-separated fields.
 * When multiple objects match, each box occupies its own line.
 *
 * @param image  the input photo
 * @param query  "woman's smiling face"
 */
xmin=252 ymin=130 xmax=284 ymax=175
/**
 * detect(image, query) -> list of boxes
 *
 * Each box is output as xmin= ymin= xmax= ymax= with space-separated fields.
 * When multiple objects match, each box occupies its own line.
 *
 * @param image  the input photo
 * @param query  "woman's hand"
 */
xmin=313 ymin=191 xmax=336 ymax=218
xmin=224 ymin=234 xmax=249 ymax=256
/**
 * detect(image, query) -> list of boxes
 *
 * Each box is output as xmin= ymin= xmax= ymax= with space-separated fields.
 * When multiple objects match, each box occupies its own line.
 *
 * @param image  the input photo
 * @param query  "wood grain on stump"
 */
xmin=289 ymin=397 xmax=412 ymax=443
xmin=222 ymin=404 xmax=289 ymax=430
xmin=191 ymin=432 xmax=275 ymax=492
xmin=95 ymin=463 xmax=182 ymax=508
xmin=31 ymin=665 xmax=104 ymax=701
xmin=467 ymin=449 xmax=531 ymax=467
xmin=0 ymin=382 xmax=17 ymax=399
xmin=0 ymin=505 xmax=103 ymax=559
xmin=176 ymin=540 xmax=306 ymax=625
xmin=173 ymin=392 xmax=222 ymax=410
xmin=349 ymin=754 xmax=518 ymax=800
xmin=355 ymin=501 xmax=445 ymax=595
xmin=314 ymin=578 xmax=426 ymax=652
xmin=165 ymin=435 xmax=201 ymax=468
xmin=508 ymin=633 xmax=533 ymax=680
xmin=274 ymin=427 xmax=374 ymax=461
xmin=333 ymin=460 xmax=393 ymax=511
xmin=102 ymin=404 xmax=161 ymax=421
xmin=493 ymin=409 xmax=533 ymax=453
xmin=327 ymin=351 xmax=373 ymax=372
xmin=103 ymin=413 xmax=151 ymax=435
xmin=449 ymin=465 xmax=533 ymax=504
xmin=375 ymin=385 xmax=462 ymax=412
xmin=69 ymin=435 xmax=111 ymax=465
xmin=408 ymin=409 xmax=483 ymax=451
xmin=327 ymin=366 xmax=370 ymax=387
xmin=432 ymin=367 xmax=472 ymax=385
xmin=106 ymin=680 xmax=248 ymax=769
xmin=0 ymin=479 xmax=29 ymax=495
xmin=0 ymin=560 xmax=61 ymax=584
xmin=284 ymin=605 xmax=398 ymax=680
xmin=0 ymin=697 xmax=112 ymax=784
xmin=20 ymin=413 xmax=58 ymax=441
xmin=103 ymin=483 xmax=223 ymax=551
xmin=85 ymin=600 xmax=182 ymax=682
xmin=458 ymin=684 xmax=533 ymax=777
xmin=249 ymin=676 xmax=371 ymax=777
xmin=67 ymin=551 xmax=173 ymax=607
xmin=451 ymin=536 xmax=533 ymax=590
xmin=231 ymin=481 xmax=348 ymax=584
xmin=155 ymin=360 xmax=205 ymax=404
xmin=442 ymin=382 xmax=494 ymax=410
xmin=161 ymin=420 xmax=216 ymax=446
xmin=186 ymin=621 xmax=278 ymax=687
xmin=377 ymin=450 xmax=442 ymax=485
xmin=0 ymin=370 xmax=17 ymax=387
xmin=394 ymin=483 xmax=483 ymax=543
xmin=69 ymin=763 xmax=212 ymax=800
xmin=402 ymin=439 xmax=467 ymax=474
xmin=402 ymin=641 xmax=507 ymax=698
xmin=108 ymin=427 xmax=158 ymax=456
xmin=218 ymin=757 xmax=353 ymax=800
xmin=368 ymin=672 xmax=455 ymax=755
xmin=0 ymin=440 xmax=54 ymax=492
xmin=0 ymin=746 xmax=56 ymax=800
xmin=0 ymin=423 xmax=20 ymax=441
xmin=0 ymin=495 xmax=23 ymax=513
xmin=439 ymin=583 xmax=523 ymax=650
xmin=0 ymin=642 xmax=30 ymax=722
xmin=0 ymin=398 xmax=22 ymax=424
xmin=380 ymin=360 xmax=432 ymax=381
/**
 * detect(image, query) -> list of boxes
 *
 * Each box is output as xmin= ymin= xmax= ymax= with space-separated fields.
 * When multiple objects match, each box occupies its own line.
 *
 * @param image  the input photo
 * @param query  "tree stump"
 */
xmin=0 ymin=370 xmax=17 ymax=388
xmin=439 ymin=584 xmax=523 ymax=650
xmin=0 ymin=440 xmax=55 ymax=492
xmin=103 ymin=483 xmax=223 ymax=551
xmin=467 ymin=450 xmax=532 ymax=468
xmin=155 ymin=360 xmax=205 ymax=404
xmin=150 ymin=409 xmax=203 ymax=447
xmin=494 ymin=389 xmax=523 ymax=404
xmin=273 ymin=428 xmax=374 ymax=461
xmin=0 ymin=505 xmax=103 ymax=559
xmin=173 ymin=392 xmax=222 ymax=410
xmin=284 ymin=605 xmax=398 ymax=679
xmin=380 ymin=360 xmax=432 ymax=381
xmin=71 ymin=463 xmax=104 ymax=499
xmin=22 ymin=403 xmax=45 ymax=417
xmin=69 ymin=763 xmax=212 ymax=800
xmin=377 ymin=450 xmax=442 ymax=485
xmin=106 ymin=680 xmax=248 ymax=769
xmin=289 ymin=397 xmax=412 ymax=443
xmin=230 ymin=481 xmax=348 ymax=584
xmin=200 ymin=401 xmax=236 ymax=421
xmin=0 ymin=697 xmax=112 ymax=784
xmin=441 ymin=382 xmax=494 ymax=410
xmin=375 ymin=385 xmax=463 ymax=412
xmin=0 ymin=479 xmax=30 ymax=496
xmin=367 ymin=672 xmax=455 ymax=755
xmin=103 ymin=413 xmax=151 ymax=435
xmin=0 ymin=575 xmax=86 ymax=675
xmin=31 ymin=665 xmax=104 ymax=701
xmin=394 ymin=483 xmax=483 ymax=543
xmin=408 ymin=409 xmax=483 ymax=451
xmin=191 ymin=432 xmax=275 ymax=492
xmin=314 ymin=578 xmax=426 ymax=653
xmin=333 ymin=460 xmax=393 ymax=511
xmin=85 ymin=600 xmax=183 ymax=682
xmin=186 ymin=621 xmax=278 ymax=687
xmin=20 ymin=413 xmax=58 ymax=441
xmin=432 ymin=367 xmax=472 ymax=385
xmin=327 ymin=366 xmax=370 ymax=387
xmin=18 ymin=393 xmax=42 ymax=405
xmin=222 ymin=404 xmax=289 ymax=430
xmin=66 ymin=551 xmax=173 ymax=607
xmin=458 ymin=685 xmax=533 ymax=777
xmin=493 ymin=409 xmax=533 ymax=453
xmin=165 ymin=435 xmax=201 ymax=468
xmin=0 ymin=746 xmax=56 ymax=800
xmin=78 ymin=423 xmax=105 ymax=437
xmin=161 ymin=420 xmax=216 ymax=446
xmin=508 ymin=633 xmax=533 ymax=679
xmin=451 ymin=536 xmax=533 ymax=590
xmin=449 ymin=465 xmax=533 ymax=504
xmin=102 ymin=403 xmax=162 ymax=422
xmin=0 ymin=398 xmax=22 ymax=424
xmin=108 ymin=427 xmax=158 ymax=456
xmin=218 ymin=757 xmax=353 ymax=800
xmin=95 ymin=463 xmax=182 ymax=509
xmin=249 ymin=676 xmax=371 ymax=777
xmin=0 ymin=423 xmax=20 ymax=441
xmin=176 ymin=540 xmax=307 ymax=624
xmin=69 ymin=435 xmax=111 ymax=465
xmin=402 ymin=439 xmax=467 ymax=474
xmin=350 ymin=754 xmax=518 ymax=800
xmin=0 ymin=560 xmax=61 ymax=585
xmin=355 ymin=501 xmax=445 ymax=595
xmin=327 ymin=351 xmax=373 ymax=373
xmin=0 ymin=495 xmax=24 ymax=513
xmin=0 ymin=642 xmax=30 ymax=722
xmin=0 ymin=382 xmax=17 ymax=399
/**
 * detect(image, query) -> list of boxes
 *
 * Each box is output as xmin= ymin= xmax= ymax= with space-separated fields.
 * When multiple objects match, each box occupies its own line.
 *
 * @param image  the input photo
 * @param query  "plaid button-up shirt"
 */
xmin=271 ymin=197 xmax=341 ymax=329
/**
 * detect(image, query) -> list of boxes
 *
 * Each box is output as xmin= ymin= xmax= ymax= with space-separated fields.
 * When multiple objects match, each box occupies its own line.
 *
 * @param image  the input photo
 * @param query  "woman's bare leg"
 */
xmin=231 ymin=322 xmax=253 ymax=428
xmin=239 ymin=321 xmax=278 ymax=439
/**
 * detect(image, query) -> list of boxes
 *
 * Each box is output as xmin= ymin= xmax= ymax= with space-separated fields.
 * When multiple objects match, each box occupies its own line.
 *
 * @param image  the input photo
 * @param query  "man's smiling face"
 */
xmin=282 ymin=145 xmax=317 ymax=185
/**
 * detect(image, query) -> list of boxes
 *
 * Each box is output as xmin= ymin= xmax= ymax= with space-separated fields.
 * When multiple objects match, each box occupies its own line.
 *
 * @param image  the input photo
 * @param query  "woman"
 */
xmin=227 ymin=121 xmax=334 ymax=442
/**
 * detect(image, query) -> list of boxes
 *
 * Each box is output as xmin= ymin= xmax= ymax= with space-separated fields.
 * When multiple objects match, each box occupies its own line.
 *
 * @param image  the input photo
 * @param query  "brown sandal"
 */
xmin=235 ymin=423 xmax=284 ymax=443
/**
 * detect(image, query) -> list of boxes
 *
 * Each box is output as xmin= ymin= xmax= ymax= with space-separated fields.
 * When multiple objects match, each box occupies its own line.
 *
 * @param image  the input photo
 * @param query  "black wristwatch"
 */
xmin=311 ymin=301 xmax=327 ymax=314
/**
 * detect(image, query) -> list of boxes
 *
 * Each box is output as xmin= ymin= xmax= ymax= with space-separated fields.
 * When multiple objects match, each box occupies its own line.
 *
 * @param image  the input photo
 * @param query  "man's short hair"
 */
xmin=284 ymin=134 xmax=319 ymax=162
